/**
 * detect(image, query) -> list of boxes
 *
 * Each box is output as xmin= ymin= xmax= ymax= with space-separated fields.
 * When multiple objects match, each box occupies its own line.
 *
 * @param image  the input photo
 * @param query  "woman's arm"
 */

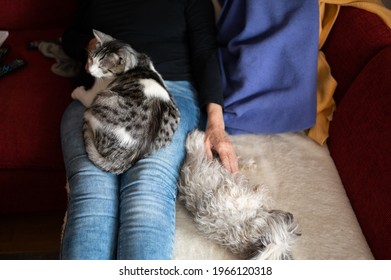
xmin=204 ymin=103 xmax=238 ymax=173
xmin=186 ymin=0 xmax=238 ymax=172
xmin=185 ymin=0 xmax=224 ymax=108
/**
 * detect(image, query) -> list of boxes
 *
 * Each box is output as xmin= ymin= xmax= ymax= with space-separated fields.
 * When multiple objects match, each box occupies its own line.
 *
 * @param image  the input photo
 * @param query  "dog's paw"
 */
xmin=238 ymin=157 xmax=257 ymax=170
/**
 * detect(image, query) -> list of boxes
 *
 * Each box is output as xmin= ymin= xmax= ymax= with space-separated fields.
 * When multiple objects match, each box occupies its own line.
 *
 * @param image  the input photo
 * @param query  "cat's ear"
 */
xmin=92 ymin=29 xmax=114 ymax=44
xmin=110 ymin=53 xmax=125 ymax=65
xmin=116 ymin=51 xmax=126 ymax=65
xmin=118 ymin=48 xmax=138 ymax=70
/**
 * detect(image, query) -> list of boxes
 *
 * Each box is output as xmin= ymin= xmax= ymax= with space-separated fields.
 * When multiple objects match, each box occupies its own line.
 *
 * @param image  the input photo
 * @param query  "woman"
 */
xmin=60 ymin=0 xmax=238 ymax=260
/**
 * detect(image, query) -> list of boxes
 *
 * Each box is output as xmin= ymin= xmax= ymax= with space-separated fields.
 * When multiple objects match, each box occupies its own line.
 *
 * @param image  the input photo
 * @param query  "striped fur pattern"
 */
xmin=80 ymin=30 xmax=180 ymax=174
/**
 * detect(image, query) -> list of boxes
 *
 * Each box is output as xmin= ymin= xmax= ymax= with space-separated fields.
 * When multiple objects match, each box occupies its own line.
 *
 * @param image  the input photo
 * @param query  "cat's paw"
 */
xmin=71 ymin=86 xmax=86 ymax=101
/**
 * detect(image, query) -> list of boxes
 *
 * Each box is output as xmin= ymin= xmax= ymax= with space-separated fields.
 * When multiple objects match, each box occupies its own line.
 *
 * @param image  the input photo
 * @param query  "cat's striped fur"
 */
xmin=79 ymin=30 xmax=180 ymax=174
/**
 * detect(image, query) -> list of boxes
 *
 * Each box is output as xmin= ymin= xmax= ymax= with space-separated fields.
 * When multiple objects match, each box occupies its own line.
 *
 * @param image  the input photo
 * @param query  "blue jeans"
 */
xmin=60 ymin=81 xmax=199 ymax=259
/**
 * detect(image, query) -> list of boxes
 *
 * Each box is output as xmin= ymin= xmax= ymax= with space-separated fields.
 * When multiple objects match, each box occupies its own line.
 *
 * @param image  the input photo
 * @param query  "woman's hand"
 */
xmin=204 ymin=103 xmax=239 ymax=173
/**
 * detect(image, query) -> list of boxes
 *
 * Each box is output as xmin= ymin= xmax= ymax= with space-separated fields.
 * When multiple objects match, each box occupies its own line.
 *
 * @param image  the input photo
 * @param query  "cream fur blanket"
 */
xmin=173 ymin=132 xmax=373 ymax=260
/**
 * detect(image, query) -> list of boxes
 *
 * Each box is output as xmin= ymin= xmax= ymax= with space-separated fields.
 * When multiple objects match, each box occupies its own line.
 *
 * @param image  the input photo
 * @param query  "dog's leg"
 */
xmin=252 ymin=210 xmax=299 ymax=260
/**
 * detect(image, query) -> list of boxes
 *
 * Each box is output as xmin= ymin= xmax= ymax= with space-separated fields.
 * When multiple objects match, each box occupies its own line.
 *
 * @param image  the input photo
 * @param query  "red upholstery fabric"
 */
xmin=0 ymin=0 xmax=79 ymax=29
xmin=0 ymin=29 xmax=73 ymax=212
xmin=330 ymin=46 xmax=391 ymax=259
xmin=322 ymin=7 xmax=391 ymax=105
xmin=328 ymin=47 xmax=391 ymax=259
xmin=0 ymin=0 xmax=78 ymax=212
xmin=0 ymin=30 xmax=73 ymax=169
xmin=323 ymin=6 xmax=391 ymax=260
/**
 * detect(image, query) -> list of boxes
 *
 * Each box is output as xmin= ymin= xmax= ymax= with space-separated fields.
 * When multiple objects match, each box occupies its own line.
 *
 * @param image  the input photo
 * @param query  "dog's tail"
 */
xmin=253 ymin=210 xmax=299 ymax=260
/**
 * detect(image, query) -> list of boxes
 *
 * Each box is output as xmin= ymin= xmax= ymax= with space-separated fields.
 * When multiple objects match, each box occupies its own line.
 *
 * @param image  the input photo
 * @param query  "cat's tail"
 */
xmin=83 ymin=123 xmax=142 ymax=174
xmin=252 ymin=210 xmax=299 ymax=260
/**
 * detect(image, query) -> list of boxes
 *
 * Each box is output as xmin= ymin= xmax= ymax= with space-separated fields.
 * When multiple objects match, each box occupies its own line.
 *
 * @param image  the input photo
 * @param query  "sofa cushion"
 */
xmin=174 ymin=132 xmax=373 ymax=259
xmin=0 ymin=29 xmax=74 ymax=212
xmin=328 ymin=46 xmax=391 ymax=260
xmin=0 ymin=0 xmax=79 ymax=30
xmin=0 ymin=29 xmax=74 ymax=169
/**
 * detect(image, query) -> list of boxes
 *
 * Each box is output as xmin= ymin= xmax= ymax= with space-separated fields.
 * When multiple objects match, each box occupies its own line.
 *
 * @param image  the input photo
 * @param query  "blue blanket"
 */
xmin=217 ymin=0 xmax=319 ymax=134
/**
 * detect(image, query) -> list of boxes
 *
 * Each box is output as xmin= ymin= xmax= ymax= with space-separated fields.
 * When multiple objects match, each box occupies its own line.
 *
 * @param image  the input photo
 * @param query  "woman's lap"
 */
xmin=60 ymin=80 xmax=199 ymax=259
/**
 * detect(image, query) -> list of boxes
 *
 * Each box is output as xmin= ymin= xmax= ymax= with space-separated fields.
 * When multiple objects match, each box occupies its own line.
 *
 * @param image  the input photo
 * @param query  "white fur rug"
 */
xmin=173 ymin=132 xmax=373 ymax=260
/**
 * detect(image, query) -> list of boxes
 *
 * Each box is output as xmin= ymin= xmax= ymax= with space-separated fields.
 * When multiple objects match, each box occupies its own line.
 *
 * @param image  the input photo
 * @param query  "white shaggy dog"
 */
xmin=179 ymin=130 xmax=299 ymax=260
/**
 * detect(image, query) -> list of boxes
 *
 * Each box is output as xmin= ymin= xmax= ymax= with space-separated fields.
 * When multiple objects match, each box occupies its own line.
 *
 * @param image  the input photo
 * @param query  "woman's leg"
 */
xmin=117 ymin=81 xmax=200 ymax=260
xmin=60 ymin=101 xmax=119 ymax=260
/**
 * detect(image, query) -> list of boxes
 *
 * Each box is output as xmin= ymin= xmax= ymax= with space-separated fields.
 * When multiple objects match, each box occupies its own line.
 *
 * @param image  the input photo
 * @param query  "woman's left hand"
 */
xmin=204 ymin=103 xmax=238 ymax=173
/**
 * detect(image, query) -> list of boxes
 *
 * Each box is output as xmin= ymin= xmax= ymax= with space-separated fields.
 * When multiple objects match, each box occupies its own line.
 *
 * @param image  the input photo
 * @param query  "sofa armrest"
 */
xmin=328 ymin=46 xmax=391 ymax=260
xmin=322 ymin=6 xmax=391 ymax=105
xmin=325 ymin=7 xmax=391 ymax=260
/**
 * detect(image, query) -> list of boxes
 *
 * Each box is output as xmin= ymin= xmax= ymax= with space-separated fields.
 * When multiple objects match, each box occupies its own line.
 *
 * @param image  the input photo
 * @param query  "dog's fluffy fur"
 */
xmin=179 ymin=130 xmax=299 ymax=260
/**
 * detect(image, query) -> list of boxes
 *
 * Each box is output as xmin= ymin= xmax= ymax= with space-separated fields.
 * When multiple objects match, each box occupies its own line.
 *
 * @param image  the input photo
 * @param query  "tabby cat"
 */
xmin=71 ymin=30 xmax=180 ymax=174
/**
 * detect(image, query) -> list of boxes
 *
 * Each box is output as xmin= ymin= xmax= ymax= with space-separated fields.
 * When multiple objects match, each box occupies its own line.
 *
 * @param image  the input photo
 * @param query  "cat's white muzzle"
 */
xmin=88 ymin=65 xmax=104 ymax=78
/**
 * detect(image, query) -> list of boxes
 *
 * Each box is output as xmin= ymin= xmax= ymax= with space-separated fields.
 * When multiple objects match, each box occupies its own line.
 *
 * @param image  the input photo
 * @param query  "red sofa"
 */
xmin=0 ymin=0 xmax=390 ymax=259
xmin=323 ymin=7 xmax=391 ymax=260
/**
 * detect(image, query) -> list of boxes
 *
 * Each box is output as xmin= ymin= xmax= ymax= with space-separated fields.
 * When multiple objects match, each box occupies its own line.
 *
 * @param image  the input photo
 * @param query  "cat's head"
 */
xmin=86 ymin=29 xmax=139 ymax=78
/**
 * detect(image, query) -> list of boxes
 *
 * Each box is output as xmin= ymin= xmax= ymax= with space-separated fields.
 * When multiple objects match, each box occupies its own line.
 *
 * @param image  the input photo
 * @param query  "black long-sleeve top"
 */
xmin=62 ymin=0 xmax=223 ymax=108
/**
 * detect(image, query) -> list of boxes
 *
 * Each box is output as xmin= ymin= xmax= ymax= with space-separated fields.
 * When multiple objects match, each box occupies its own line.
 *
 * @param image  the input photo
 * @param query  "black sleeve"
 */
xmin=186 ymin=0 xmax=224 ymax=108
xmin=62 ymin=0 xmax=94 ymax=62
